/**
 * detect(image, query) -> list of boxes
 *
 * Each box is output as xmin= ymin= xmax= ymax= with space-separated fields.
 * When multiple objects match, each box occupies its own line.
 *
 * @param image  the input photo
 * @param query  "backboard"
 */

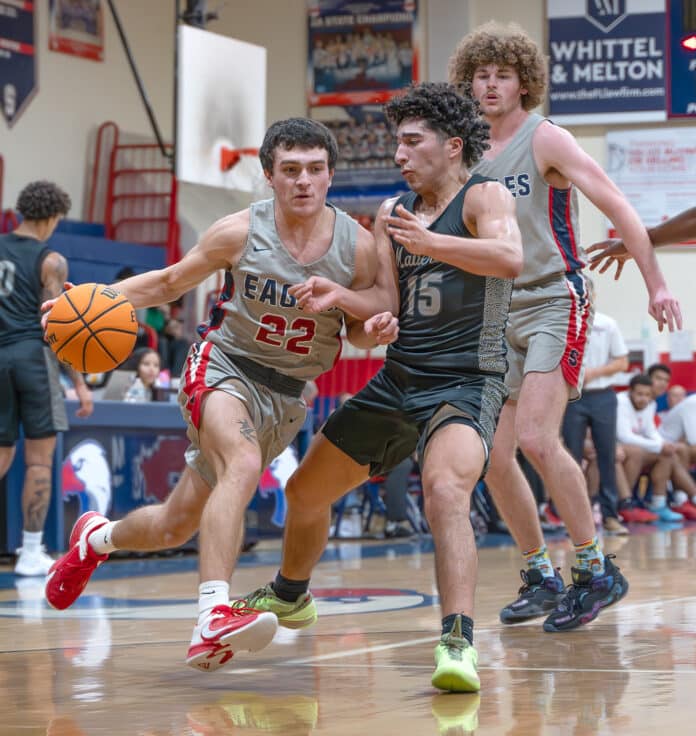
xmin=176 ymin=25 xmax=267 ymax=194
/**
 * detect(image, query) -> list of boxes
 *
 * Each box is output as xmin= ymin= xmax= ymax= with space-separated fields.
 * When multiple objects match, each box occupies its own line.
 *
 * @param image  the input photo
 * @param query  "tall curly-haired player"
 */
xmin=448 ymin=22 xmax=682 ymax=633
xmin=230 ymin=81 xmax=523 ymax=693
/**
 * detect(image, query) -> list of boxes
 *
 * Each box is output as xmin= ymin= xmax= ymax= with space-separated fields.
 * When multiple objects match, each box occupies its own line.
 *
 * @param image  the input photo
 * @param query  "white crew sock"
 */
xmin=88 ymin=521 xmax=119 ymax=554
xmin=21 ymin=530 xmax=42 ymax=552
xmin=650 ymin=495 xmax=667 ymax=510
xmin=197 ymin=581 xmax=230 ymax=624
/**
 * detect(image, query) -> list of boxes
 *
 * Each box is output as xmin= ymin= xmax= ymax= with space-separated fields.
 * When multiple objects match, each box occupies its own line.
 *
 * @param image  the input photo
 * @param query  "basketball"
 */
xmin=45 ymin=283 xmax=138 ymax=373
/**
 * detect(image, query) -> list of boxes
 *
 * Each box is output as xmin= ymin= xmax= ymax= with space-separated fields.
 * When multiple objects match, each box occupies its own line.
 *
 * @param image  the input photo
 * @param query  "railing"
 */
xmin=88 ymin=122 xmax=180 ymax=264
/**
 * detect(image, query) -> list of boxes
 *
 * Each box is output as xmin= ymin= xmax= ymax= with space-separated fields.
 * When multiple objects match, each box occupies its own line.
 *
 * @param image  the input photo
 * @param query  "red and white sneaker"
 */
xmin=672 ymin=500 xmax=696 ymax=521
xmin=186 ymin=605 xmax=278 ymax=672
xmin=45 ymin=511 xmax=109 ymax=610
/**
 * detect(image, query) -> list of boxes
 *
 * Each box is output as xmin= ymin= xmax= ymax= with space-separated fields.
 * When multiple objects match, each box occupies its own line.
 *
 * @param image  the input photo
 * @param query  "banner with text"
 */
xmin=547 ymin=0 xmax=666 ymax=124
xmin=606 ymin=127 xmax=696 ymax=239
xmin=0 ymin=1 xmax=37 ymax=128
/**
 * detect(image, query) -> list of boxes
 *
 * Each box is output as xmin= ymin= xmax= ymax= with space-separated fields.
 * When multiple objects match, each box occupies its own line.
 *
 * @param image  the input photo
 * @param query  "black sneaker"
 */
xmin=499 ymin=568 xmax=565 ymax=623
xmin=543 ymin=555 xmax=629 ymax=633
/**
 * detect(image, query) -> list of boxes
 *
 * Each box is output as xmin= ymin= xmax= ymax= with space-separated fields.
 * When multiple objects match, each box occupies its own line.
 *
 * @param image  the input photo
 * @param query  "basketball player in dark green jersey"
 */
xmin=232 ymin=82 xmax=523 ymax=693
xmin=0 ymin=181 xmax=92 ymax=576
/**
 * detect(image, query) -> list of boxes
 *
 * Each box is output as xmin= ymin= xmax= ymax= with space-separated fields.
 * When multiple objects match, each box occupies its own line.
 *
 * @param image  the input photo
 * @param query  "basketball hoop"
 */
xmin=217 ymin=146 xmax=270 ymax=200
xmin=220 ymin=146 xmax=259 ymax=172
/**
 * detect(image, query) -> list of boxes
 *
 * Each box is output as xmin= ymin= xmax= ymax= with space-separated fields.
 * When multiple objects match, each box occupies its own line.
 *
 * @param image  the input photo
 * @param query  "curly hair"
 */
xmin=259 ymin=117 xmax=338 ymax=174
xmin=384 ymin=82 xmax=490 ymax=168
xmin=448 ymin=22 xmax=547 ymax=111
xmin=15 ymin=180 xmax=71 ymax=221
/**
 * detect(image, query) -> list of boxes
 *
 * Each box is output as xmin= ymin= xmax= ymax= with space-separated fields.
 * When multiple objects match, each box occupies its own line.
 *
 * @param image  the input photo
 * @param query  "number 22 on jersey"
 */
xmin=255 ymin=313 xmax=317 ymax=355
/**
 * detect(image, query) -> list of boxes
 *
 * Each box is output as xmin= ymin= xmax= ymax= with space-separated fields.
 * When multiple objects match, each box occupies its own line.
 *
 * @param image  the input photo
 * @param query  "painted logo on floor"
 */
xmin=0 ymin=587 xmax=435 ymax=620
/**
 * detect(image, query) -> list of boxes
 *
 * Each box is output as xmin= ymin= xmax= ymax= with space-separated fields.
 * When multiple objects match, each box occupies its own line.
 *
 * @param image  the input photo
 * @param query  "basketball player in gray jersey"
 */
xmin=231 ymin=83 xmax=523 ymax=693
xmin=43 ymin=118 xmax=398 ymax=673
xmin=449 ymin=22 xmax=682 ymax=632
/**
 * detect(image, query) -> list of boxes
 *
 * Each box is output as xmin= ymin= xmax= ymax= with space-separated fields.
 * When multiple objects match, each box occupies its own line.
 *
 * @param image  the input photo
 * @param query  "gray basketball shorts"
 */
xmin=505 ymin=271 xmax=594 ymax=402
xmin=0 ymin=339 xmax=68 ymax=445
xmin=177 ymin=342 xmax=307 ymax=487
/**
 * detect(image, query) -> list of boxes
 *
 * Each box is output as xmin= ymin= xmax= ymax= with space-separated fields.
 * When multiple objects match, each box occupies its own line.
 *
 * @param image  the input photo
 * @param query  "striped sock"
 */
xmin=574 ymin=536 xmax=605 ymax=575
xmin=522 ymin=544 xmax=555 ymax=578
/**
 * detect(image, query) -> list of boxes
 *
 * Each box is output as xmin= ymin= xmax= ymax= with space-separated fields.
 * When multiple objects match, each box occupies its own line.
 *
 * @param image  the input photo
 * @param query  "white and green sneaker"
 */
xmin=431 ymin=615 xmax=480 ymax=693
xmin=231 ymin=583 xmax=318 ymax=630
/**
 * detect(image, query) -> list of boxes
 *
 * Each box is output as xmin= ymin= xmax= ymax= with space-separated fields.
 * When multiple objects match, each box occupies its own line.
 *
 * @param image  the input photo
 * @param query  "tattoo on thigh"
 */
xmin=238 ymin=419 xmax=257 ymax=444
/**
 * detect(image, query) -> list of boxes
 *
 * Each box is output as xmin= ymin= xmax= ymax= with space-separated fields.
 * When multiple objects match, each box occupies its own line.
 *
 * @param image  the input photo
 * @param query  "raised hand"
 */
xmin=364 ymin=311 xmax=399 ymax=345
xmin=386 ymin=204 xmax=433 ymax=256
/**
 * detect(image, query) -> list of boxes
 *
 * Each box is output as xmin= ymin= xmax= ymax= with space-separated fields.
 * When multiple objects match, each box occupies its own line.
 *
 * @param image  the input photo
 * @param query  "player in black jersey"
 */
xmin=0 ymin=181 xmax=92 ymax=576
xmin=232 ymin=82 xmax=523 ymax=693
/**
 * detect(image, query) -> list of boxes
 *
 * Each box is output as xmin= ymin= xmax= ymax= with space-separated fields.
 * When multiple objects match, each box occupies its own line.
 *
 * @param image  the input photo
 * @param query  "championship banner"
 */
xmin=0 ymin=0 xmax=37 ymax=128
xmin=606 ymin=127 xmax=696 ymax=240
xmin=48 ymin=0 xmax=104 ymax=62
xmin=314 ymin=103 xmax=406 ymax=192
xmin=547 ymin=0 xmax=666 ymax=124
xmin=307 ymin=0 xmax=418 ymax=107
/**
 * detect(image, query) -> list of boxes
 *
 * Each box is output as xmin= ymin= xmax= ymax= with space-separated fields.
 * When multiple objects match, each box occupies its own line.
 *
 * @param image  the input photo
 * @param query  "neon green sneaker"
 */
xmin=231 ymin=583 xmax=318 ymax=629
xmin=431 ymin=615 xmax=480 ymax=692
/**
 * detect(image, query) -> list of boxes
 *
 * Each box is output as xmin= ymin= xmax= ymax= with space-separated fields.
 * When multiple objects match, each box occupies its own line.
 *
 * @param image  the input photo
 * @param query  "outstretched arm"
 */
xmin=534 ymin=123 xmax=682 ymax=331
xmin=112 ymin=212 xmax=246 ymax=308
xmin=588 ymin=206 xmax=696 ymax=280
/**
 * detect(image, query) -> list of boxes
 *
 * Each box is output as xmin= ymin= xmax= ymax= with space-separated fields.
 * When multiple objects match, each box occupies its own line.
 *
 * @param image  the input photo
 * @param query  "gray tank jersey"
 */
xmin=200 ymin=198 xmax=356 ymax=381
xmin=473 ymin=113 xmax=585 ymax=288
xmin=386 ymin=175 xmax=512 ymax=377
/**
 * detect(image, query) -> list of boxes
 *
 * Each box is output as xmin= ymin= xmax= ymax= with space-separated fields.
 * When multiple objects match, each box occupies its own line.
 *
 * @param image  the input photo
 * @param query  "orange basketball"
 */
xmin=45 ymin=283 xmax=138 ymax=373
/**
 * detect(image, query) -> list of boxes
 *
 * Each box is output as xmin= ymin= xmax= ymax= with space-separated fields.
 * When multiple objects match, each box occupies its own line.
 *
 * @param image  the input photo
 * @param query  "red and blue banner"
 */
xmin=0 ymin=0 xmax=36 ymax=128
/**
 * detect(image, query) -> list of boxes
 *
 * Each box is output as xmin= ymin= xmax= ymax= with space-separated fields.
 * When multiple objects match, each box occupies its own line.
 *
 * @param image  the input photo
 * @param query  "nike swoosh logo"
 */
xmin=253 ymin=246 xmax=271 ymax=252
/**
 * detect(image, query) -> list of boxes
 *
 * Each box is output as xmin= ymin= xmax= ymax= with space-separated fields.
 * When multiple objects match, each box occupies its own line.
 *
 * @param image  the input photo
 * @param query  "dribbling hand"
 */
xmin=41 ymin=281 xmax=74 ymax=330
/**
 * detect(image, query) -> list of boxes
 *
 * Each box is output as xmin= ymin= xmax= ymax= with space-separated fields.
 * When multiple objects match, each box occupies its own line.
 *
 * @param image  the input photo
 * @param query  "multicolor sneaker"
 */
xmin=432 ymin=615 xmax=480 ymax=692
xmin=499 ymin=568 xmax=565 ymax=623
xmin=186 ymin=605 xmax=278 ymax=672
xmin=45 ymin=511 xmax=109 ymax=610
xmin=543 ymin=555 xmax=628 ymax=632
xmin=231 ymin=583 xmax=317 ymax=629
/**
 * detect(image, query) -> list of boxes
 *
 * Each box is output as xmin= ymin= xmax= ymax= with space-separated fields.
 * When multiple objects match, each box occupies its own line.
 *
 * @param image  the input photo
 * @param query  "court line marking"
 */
xmin=276 ymin=662 xmax=696 ymax=675
xmin=282 ymin=594 xmax=696 ymax=666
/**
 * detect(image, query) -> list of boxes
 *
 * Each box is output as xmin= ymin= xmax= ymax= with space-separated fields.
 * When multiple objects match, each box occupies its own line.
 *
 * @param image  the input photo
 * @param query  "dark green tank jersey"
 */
xmin=0 ymin=233 xmax=50 ymax=347
xmin=385 ymin=174 xmax=513 ymax=377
